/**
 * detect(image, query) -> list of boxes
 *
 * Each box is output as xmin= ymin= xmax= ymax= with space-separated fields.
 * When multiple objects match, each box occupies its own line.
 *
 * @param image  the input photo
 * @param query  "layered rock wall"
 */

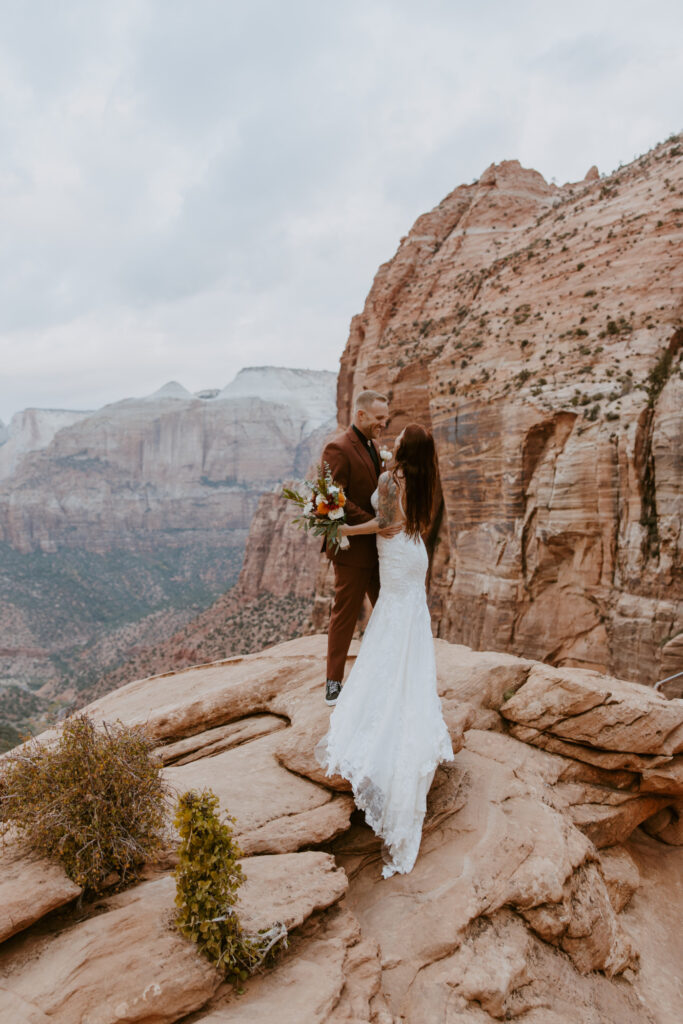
xmin=264 ymin=140 xmax=683 ymax=686
xmin=339 ymin=142 xmax=683 ymax=685
xmin=0 ymin=372 xmax=336 ymax=556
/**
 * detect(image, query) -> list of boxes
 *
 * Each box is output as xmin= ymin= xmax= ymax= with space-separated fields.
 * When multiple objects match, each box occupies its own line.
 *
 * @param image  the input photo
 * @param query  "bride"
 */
xmin=315 ymin=423 xmax=454 ymax=878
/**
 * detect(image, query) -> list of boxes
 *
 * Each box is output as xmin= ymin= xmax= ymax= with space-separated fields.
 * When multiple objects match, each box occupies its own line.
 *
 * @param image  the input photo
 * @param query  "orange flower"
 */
xmin=337 ymin=491 xmax=346 ymax=507
xmin=316 ymin=501 xmax=330 ymax=515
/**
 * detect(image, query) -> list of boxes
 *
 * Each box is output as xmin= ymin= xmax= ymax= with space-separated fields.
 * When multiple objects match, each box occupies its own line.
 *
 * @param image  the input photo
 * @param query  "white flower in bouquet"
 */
xmin=282 ymin=461 xmax=350 ymax=554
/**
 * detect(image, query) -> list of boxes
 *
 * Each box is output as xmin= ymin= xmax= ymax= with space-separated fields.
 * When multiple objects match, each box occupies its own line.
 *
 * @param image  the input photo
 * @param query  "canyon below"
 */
xmin=0 ymin=368 xmax=336 ymax=747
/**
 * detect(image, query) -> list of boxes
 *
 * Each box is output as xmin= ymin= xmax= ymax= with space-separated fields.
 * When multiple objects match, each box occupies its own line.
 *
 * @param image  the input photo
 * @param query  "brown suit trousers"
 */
xmin=327 ymin=561 xmax=380 ymax=682
xmin=322 ymin=426 xmax=382 ymax=682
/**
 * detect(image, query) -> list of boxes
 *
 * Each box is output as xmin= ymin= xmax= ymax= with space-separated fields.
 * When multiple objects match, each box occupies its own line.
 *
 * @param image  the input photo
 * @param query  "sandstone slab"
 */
xmin=434 ymin=640 xmax=532 ymax=715
xmin=500 ymin=663 xmax=683 ymax=755
xmin=0 ymin=876 xmax=221 ymax=1024
xmin=336 ymin=733 xmax=637 ymax=1018
xmin=506 ymin=722 xmax=674 ymax=773
xmin=157 ymin=713 xmax=287 ymax=766
xmin=165 ymin=729 xmax=354 ymax=855
xmin=466 ymin=726 xmax=671 ymax=849
xmin=236 ymin=851 xmax=348 ymax=932
xmin=85 ymin=637 xmax=326 ymax=744
xmin=193 ymin=907 xmax=391 ymax=1024
xmin=0 ymin=838 xmax=81 ymax=945
xmin=0 ymin=852 xmax=346 ymax=1024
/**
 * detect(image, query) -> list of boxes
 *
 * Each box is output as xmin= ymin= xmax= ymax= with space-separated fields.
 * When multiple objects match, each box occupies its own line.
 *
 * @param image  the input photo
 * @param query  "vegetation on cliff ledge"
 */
xmin=0 ymin=714 xmax=167 ymax=893
xmin=174 ymin=789 xmax=287 ymax=983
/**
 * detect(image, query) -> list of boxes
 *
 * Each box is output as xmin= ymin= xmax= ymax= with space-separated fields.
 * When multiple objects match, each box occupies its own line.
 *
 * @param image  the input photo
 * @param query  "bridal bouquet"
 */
xmin=282 ymin=462 xmax=350 ymax=553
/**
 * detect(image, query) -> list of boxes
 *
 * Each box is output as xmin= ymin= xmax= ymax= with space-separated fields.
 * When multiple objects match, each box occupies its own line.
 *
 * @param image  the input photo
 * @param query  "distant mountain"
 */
xmin=219 ymin=366 xmax=337 ymax=433
xmin=0 ymin=367 xmax=336 ymax=745
xmin=0 ymin=407 xmax=92 ymax=480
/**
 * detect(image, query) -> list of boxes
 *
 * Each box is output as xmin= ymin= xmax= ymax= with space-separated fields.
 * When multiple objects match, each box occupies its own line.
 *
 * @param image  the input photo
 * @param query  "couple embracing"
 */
xmin=315 ymin=390 xmax=453 ymax=879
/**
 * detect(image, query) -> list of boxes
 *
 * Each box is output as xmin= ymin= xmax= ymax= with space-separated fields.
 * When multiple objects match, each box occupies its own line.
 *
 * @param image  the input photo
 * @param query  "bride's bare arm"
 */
xmin=339 ymin=472 xmax=403 ymax=538
xmin=340 ymin=517 xmax=380 ymax=536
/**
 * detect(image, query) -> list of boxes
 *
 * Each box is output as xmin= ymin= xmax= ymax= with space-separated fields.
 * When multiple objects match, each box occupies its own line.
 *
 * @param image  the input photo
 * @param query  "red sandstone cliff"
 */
xmin=85 ymin=138 xmax=683 ymax=694
xmin=254 ymin=138 xmax=683 ymax=687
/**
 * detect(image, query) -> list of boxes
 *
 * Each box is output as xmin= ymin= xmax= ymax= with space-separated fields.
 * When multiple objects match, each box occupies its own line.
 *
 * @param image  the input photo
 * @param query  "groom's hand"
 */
xmin=378 ymin=522 xmax=402 ymax=538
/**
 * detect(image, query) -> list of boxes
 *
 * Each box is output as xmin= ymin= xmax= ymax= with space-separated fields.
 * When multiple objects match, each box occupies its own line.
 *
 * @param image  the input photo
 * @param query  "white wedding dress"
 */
xmin=316 ymin=489 xmax=454 ymax=878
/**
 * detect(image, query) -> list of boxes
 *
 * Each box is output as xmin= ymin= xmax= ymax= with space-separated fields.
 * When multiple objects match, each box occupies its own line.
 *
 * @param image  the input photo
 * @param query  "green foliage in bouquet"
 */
xmin=173 ymin=789 xmax=287 ymax=983
xmin=0 ymin=714 xmax=167 ymax=893
xmin=282 ymin=461 xmax=348 ymax=554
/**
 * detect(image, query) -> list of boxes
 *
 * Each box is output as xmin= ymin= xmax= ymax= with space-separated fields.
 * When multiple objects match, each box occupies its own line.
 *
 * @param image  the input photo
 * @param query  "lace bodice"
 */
xmin=371 ymin=487 xmax=428 ymax=597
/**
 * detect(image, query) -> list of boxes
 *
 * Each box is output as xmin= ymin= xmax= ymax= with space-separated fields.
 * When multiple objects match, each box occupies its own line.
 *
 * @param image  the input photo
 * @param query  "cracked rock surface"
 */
xmin=1 ymin=635 xmax=681 ymax=1024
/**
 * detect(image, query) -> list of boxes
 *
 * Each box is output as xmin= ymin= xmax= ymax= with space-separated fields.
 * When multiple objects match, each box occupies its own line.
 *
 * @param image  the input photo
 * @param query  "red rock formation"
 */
xmin=330 ymin=138 xmax=683 ymax=685
xmin=64 ymin=141 xmax=683 ymax=700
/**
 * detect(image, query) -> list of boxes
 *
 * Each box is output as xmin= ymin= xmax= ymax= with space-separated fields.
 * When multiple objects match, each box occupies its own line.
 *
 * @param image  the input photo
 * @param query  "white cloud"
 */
xmin=1 ymin=0 xmax=682 ymax=421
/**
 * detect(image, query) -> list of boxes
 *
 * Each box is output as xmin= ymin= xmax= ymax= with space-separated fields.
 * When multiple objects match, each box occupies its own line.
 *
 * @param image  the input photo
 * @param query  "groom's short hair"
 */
xmin=354 ymin=389 xmax=388 ymax=412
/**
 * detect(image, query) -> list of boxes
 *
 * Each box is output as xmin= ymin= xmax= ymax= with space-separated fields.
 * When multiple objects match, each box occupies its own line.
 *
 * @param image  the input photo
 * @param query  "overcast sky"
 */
xmin=1 ymin=0 xmax=681 ymax=423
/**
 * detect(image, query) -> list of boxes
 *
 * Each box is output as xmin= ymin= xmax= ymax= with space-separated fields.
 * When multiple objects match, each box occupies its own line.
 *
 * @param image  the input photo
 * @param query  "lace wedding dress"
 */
xmin=316 ymin=489 xmax=453 ymax=878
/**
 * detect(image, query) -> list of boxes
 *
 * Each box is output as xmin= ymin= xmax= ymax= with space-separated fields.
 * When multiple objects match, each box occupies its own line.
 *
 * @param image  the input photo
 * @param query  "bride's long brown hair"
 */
xmin=393 ymin=423 xmax=436 ymax=540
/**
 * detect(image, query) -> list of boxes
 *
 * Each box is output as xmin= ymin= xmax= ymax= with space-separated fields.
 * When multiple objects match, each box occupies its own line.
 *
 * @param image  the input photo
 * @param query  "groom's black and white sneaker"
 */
xmin=325 ymin=679 xmax=343 ymax=706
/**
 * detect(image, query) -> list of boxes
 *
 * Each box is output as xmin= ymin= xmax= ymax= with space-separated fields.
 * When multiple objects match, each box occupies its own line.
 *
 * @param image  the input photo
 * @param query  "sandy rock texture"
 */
xmin=1 ymin=635 xmax=681 ymax=1023
xmin=0 ymin=855 xmax=347 ymax=1024
xmin=0 ymin=837 xmax=81 ymax=943
xmin=252 ymin=139 xmax=683 ymax=687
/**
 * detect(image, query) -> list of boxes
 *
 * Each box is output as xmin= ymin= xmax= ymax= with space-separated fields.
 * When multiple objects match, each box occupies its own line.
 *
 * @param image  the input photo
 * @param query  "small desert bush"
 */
xmin=0 ymin=714 xmax=167 ymax=892
xmin=174 ymin=789 xmax=286 ymax=983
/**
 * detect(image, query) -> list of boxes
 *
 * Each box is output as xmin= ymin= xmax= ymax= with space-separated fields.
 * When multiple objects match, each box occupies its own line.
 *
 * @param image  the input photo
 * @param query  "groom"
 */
xmin=321 ymin=389 xmax=397 ymax=705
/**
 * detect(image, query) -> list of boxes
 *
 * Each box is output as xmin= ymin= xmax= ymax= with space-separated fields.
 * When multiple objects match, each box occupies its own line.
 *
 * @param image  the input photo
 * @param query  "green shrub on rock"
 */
xmin=173 ymin=789 xmax=286 ymax=983
xmin=0 ymin=714 xmax=167 ymax=893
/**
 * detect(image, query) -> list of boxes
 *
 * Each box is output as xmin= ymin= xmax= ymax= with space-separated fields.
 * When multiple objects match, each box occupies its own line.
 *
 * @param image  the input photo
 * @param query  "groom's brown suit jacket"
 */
xmin=322 ymin=426 xmax=381 ymax=568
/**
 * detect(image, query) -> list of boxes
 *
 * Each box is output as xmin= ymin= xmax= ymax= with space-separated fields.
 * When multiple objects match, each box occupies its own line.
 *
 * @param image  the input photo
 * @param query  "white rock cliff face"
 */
xmin=0 ymin=368 xmax=337 ymax=555
xmin=0 ymin=408 xmax=92 ymax=480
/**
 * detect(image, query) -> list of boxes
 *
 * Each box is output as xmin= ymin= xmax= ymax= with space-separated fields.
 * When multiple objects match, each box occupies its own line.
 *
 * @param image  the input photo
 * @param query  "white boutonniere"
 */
xmin=379 ymin=448 xmax=392 ymax=463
